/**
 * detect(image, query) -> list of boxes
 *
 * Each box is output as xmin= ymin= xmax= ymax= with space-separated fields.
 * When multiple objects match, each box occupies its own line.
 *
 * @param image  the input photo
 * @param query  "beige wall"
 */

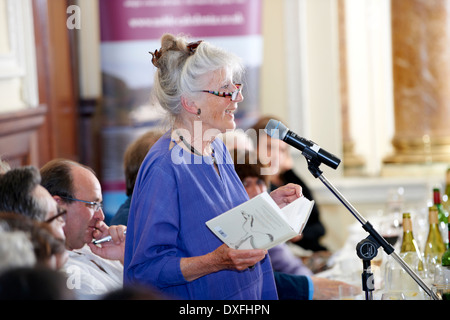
xmin=76 ymin=0 xmax=101 ymax=99
xmin=0 ymin=0 xmax=38 ymax=113
xmin=260 ymin=0 xmax=288 ymax=121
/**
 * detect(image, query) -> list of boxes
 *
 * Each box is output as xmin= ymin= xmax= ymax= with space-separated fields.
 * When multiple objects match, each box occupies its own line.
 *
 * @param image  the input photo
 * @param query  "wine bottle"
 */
xmin=442 ymin=223 xmax=450 ymax=267
xmin=440 ymin=224 xmax=450 ymax=300
xmin=400 ymin=213 xmax=423 ymax=271
xmin=424 ymin=205 xmax=446 ymax=264
xmin=442 ymin=168 xmax=450 ymax=212
xmin=433 ymin=187 xmax=449 ymax=246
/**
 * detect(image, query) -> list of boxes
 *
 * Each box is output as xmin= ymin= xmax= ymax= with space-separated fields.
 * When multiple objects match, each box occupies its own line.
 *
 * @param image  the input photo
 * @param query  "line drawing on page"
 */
xmin=230 ymin=210 xmax=274 ymax=249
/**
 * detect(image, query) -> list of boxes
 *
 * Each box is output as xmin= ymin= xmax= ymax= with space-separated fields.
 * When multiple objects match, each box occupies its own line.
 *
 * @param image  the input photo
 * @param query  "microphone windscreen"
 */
xmin=264 ymin=119 xmax=289 ymax=140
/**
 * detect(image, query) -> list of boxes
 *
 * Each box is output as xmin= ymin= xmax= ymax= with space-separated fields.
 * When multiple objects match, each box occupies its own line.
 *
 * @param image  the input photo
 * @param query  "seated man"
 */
xmin=40 ymin=159 xmax=126 ymax=299
xmin=0 ymin=166 xmax=59 ymax=222
xmin=0 ymin=165 xmax=67 ymax=269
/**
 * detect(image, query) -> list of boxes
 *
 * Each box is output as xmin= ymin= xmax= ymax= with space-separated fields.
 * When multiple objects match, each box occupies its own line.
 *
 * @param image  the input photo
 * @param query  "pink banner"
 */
xmin=100 ymin=0 xmax=261 ymax=41
xmin=99 ymin=0 xmax=263 ymax=222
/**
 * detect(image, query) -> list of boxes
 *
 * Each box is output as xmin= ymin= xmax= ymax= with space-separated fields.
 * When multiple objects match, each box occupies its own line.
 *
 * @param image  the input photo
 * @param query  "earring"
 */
xmin=197 ymin=109 xmax=201 ymax=119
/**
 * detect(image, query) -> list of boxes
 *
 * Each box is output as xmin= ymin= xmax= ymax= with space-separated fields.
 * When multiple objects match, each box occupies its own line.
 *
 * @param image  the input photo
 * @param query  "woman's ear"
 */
xmin=180 ymin=96 xmax=198 ymax=116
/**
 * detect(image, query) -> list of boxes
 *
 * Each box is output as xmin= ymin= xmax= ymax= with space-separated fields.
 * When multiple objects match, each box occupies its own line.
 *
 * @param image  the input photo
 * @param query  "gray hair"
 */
xmin=0 ymin=166 xmax=47 ymax=221
xmin=151 ymin=33 xmax=244 ymax=123
xmin=0 ymin=230 xmax=36 ymax=274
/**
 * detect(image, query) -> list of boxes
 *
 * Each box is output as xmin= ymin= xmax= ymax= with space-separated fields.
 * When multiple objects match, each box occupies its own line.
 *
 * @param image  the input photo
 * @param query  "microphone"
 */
xmin=264 ymin=119 xmax=341 ymax=170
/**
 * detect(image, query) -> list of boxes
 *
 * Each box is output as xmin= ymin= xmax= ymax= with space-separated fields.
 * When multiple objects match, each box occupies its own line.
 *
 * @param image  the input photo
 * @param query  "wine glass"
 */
xmin=383 ymin=255 xmax=425 ymax=300
xmin=381 ymin=292 xmax=405 ymax=300
xmin=430 ymin=264 xmax=450 ymax=299
xmin=380 ymin=217 xmax=401 ymax=249
xmin=431 ymin=284 xmax=450 ymax=300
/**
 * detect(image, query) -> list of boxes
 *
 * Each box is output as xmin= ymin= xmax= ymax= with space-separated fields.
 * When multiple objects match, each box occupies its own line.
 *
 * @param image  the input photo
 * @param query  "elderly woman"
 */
xmin=123 ymin=34 xmax=302 ymax=300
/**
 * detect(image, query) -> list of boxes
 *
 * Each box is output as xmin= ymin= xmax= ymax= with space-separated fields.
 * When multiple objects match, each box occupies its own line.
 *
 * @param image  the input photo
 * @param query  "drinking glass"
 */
xmin=381 ymin=292 xmax=405 ymax=300
xmin=431 ymin=264 xmax=450 ymax=300
xmin=338 ymin=285 xmax=361 ymax=300
xmin=383 ymin=255 xmax=425 ymax=300
xmin=431 ymin=284 xmax=450 ymax=300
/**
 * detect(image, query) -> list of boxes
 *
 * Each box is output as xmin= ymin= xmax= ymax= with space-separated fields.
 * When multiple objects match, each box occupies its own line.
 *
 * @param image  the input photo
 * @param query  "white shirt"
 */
xmin=64 ymin=244 xmax=123 ymax=299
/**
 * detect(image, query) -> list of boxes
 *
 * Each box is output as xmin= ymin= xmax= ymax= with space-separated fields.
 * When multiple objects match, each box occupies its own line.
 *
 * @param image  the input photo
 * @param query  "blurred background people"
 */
xmin=110 ymin=130 xmax=164 ymax=226
xmin=231 ymin=148 xmax=356 ymax=299
xmin=0 ymin=212 xmax=67 ymax=270
xmin=0 ymin=224 xmax=36 ymax=274
xmin=0 ymin=266 xmax=74 ymax=300
xmin=251 ymin=115 xmax=329 ymax=253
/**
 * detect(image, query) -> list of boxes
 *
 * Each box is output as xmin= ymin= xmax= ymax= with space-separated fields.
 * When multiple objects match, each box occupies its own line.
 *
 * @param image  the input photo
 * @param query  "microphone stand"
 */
xmin=302 ymin=155 xmax=439 ymax=300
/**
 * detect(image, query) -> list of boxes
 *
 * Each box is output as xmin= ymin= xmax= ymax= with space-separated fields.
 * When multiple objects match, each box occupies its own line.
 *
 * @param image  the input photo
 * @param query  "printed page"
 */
xmin=281 ymin=197 xmax=315 ymax=234
xmin=206 ymin=192 xmax=313 ymax=250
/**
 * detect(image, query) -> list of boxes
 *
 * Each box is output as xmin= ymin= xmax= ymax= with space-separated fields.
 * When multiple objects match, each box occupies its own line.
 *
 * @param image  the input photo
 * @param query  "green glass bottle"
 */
xmin=424 ymin=205 xmax=446 ymax=264
xmin=442 ymin=223 xmax=450 ymax=267
xmin=440 ymin=224 xmax=450 ymax=300
xmin=433 ymin=188 xmax=449 ymax=247
xmin=442 ymin=168 xmax=450 ymax=213
xmin=400 ymin=213 xmax=423 ymax=271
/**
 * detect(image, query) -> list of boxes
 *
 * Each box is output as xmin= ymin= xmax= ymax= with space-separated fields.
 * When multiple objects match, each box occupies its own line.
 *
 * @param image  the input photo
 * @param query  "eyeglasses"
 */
xmin=45 ymin=207 xmax=67 ymax=224
xmin=60 ymin=196 xmax=103 ymax=212
xmin=195 ymin=84 xmax=243 ymax=102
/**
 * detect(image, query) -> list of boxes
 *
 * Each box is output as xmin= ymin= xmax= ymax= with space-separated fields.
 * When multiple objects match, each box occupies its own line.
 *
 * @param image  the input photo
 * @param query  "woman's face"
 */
xmin=196 ymin=69 xmax=244 ymax=135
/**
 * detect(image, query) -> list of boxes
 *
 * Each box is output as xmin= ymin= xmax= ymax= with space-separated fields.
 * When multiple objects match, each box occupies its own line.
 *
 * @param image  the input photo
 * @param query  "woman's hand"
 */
xmin=180 ymin=244 xmax=268 ymax=282
xmin=270 ymin=183 xmax=302 ymax=209
xmin=209 ymin=244 xmax=267 ymax=271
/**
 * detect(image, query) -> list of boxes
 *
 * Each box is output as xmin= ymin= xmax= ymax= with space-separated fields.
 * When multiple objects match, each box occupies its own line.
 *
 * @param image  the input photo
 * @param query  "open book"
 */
xmin=206 ymin=192 xmax=314 ymax=250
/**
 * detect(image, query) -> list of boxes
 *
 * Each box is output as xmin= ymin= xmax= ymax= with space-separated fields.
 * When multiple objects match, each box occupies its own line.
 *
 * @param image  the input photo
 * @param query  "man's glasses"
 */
xmin=196 ymin=84 xmax=243 ymax=102
xmin=45 ymin=207 xmax=67 ymax=224
xmin=60 ymin=196 xmax=103 ymax=212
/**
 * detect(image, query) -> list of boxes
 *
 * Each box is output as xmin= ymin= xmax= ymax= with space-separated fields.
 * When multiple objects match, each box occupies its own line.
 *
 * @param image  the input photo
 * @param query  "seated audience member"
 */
xmin=0 ymin=165 xmax=66 ymax=248
xmin=251 ymin=116 xmax=329 ymax=253
xmin=0 ymin=212 xmax=67 ymax=270
xmin=102 ymin=285 xmax=167 ymax=300
xmin=0 ymin=157 xmax=11 ymax=174
xmin=0 ymin=166 xmax=59 ymax=222
xmin=40 ymin=159 xmax=127 ymax=299
xmin=232 ymin=149 xmax=354 ymax=299
xmin=110 ymin=130 xmax=164 ymax=226
xmin=0 ymin=225 xmax=36 ymax=274
xmin=0 ymin=266 xmax=74 ymax=300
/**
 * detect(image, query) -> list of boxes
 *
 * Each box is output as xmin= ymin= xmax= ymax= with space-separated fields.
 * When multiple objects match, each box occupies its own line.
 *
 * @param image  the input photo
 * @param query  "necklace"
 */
xmin=179 ymin=135 xmax=203 ymax=156
xmin=178 ymin=135 xmax=216 ymax=164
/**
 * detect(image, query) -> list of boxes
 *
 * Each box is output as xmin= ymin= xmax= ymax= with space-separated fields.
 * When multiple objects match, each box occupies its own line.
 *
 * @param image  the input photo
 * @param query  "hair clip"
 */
xmin=187 ymin=40 xmax=203 ymax=55
xmin=149 ymin=49 xmax=162 ymax=68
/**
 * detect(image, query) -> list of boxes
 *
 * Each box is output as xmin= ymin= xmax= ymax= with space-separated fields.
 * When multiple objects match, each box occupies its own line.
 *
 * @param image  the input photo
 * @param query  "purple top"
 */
xmin=124 ymin=131 xmax=277 ymax=300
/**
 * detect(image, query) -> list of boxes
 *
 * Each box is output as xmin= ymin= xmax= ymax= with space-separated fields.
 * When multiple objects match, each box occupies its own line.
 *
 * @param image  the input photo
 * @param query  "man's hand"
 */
xmin=89 ymin=222 xmax=126 ymax=264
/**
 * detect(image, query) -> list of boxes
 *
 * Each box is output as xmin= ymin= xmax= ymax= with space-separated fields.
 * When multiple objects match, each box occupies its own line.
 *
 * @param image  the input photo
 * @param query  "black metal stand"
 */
xmin=303 ymin=156 xmax=439 ymax=300
xmin=356 ymin=236 xmax=379 ymax=300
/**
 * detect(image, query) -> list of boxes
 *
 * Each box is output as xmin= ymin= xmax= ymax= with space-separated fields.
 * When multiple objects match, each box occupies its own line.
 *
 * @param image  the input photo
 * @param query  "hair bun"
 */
xmin=150 ymin=34 xmax=194 ymax=68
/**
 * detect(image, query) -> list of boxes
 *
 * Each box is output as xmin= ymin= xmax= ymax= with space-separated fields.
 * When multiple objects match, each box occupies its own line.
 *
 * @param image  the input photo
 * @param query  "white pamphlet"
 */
xmin=206 ymin=192 xmax=314 ymax=250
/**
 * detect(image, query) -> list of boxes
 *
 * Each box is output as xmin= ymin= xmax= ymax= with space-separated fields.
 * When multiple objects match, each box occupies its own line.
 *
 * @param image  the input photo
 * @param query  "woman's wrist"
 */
xmin=180 ymin=253 xmax=220 ymax=282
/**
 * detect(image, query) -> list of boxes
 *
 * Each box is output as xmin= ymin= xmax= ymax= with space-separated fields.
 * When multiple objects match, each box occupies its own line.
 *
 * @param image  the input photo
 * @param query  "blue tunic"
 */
xmin=123 ymin=131 xmax=278 ymax=300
